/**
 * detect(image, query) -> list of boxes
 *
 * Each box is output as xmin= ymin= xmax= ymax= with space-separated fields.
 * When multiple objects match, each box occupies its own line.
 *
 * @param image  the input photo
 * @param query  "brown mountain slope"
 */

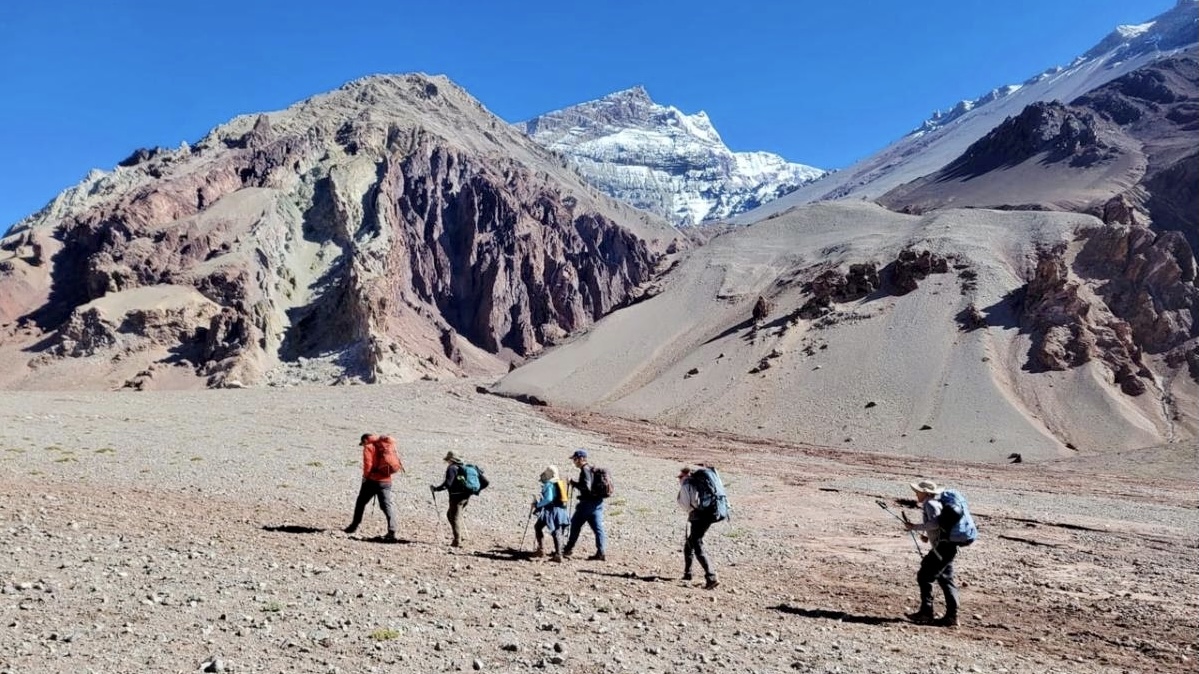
xmin=495 ymin=202 xmax=1198 ymax=458
xmin=878 ymin=52 xmax=1198 ymax=252
xmin=0 ymin=74 xmax=682 ymax=390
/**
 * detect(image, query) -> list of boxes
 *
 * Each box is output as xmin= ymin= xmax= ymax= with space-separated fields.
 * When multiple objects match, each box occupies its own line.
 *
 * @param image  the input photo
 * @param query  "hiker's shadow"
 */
xmin=771 ymin=604 xmax=905 ymax=625
xmin=262 ymin=525 xmax=326 ymax=534
xmin=577 ymin=569 xmax=672 ymax=583
xmin=473 ymin=547 xmax=535 ymax=562
xmin=359 ymin=535 xmax=417 ymax=545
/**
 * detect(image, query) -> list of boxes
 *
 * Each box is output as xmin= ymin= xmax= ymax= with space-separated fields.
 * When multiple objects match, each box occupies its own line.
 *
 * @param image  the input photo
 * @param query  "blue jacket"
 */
xmin=534 ymin=480 xmax=569 ymax=531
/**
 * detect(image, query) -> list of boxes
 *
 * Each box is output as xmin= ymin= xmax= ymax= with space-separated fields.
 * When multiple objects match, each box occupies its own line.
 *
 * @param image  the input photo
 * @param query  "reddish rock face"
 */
xmin=0 ymin=74 xmax=680 ymax=389
xmin=1019 ymin=227 xmax=1199 ymax=395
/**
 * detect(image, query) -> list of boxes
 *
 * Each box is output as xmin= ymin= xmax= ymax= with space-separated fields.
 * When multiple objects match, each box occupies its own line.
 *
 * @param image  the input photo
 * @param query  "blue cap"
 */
xmin=569 ymin=449 xmax=588 ymax=460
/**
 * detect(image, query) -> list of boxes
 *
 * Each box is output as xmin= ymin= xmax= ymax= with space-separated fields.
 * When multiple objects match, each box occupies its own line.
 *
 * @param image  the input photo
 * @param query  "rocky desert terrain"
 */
xmin=1 ymin=381 xmax=1195 ymax=673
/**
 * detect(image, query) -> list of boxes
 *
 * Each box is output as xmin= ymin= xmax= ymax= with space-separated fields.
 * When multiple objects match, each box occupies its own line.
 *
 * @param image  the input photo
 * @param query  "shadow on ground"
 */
xmin=262 ymin=525 xmax=326 ymax=534
xmin=473 ymin=546 xmax=535 ymax=562
xmin=770 ymin=604 xmax=905 ymax=625
xmin=577 ymin=569 xmax=673 ymax=583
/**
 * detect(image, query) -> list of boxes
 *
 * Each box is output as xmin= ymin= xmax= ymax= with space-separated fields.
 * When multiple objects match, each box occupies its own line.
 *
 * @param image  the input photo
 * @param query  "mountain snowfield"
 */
xmin=735 ymin=0 xmax=1199 ymax=220
xmin=521 ymin=86 xmax=825 ymax=226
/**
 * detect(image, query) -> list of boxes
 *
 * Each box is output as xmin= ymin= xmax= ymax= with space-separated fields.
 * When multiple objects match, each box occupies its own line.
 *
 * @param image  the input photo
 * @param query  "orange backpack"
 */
xmin=377 ymin=437 xmax=404 ymax=475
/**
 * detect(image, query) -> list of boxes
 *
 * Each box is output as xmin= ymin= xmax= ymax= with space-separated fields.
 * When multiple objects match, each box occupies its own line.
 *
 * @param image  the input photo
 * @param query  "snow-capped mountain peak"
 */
xmin=521 ymin=88 xmax=824 ymax=226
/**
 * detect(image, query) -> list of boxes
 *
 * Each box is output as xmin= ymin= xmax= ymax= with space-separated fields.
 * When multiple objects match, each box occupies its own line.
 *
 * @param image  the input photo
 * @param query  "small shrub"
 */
xmin=95 ymin=447 xmax=116 ymax=454
xmin=306 ymin=461 xmax=323 ymax=468
xmin=261 ymin=601 xmax=282 ymax=613
xmin=371 ymin=628 xmax=400 ymax=641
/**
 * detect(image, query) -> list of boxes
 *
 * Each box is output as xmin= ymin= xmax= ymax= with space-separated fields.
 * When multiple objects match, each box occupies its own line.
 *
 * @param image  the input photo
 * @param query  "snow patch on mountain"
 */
xmin=521 ymin=87 xmax=824 ymax=226
xmin=734 ymin=0 xmax=1198 ymax=221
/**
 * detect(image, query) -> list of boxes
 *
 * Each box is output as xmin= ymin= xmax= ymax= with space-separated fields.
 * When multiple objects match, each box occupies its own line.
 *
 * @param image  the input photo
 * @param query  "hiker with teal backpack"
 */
xmin=903 ymin=479 xmax=977 ymax=627
xmin=430 ymin=450 xmax=488 ymax=548
xmin=529 ymin=465 xmax=569 ymax=562
xmin=677 ymin=465 xmax=729 ymax=589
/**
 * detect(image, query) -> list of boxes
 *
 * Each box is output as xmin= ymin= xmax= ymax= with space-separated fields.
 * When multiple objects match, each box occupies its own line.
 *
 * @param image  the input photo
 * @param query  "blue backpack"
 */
xmin=691 ymin=468 xmax=730 ymax=522
xmin=938 ymin=489 xmax=977 ymax=545
xmin=456 ymin=464 xmax=489 ymax=495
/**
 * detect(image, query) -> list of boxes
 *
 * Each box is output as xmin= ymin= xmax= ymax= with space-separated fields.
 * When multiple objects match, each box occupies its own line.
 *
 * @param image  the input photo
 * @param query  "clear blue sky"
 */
xmin=0 ymin=0 xmax=1175 ymax=230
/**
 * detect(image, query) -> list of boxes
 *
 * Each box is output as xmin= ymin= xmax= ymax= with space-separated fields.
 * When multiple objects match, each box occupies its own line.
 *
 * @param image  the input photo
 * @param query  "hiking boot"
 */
xmin=704 ymin=577 xmax=720 ymax=590
xmin=934 ymin=614 xmax=959 ymax=628
xmin=531 ymin=549 xmax=545 ymax=558
xmin=681 ymin=573 xmax=693 ymax=581
xmin=343 ymin=525 xmax=357 ymax=534
xmin=561 ymin=547 xmax=573 ymax=559
xmin=549 ymin=553 xmax=563 ymax=563
xmin=905 ymin=610 xmax=935 ymax=624
xmin=586 ymin=553 xmax=606 ymax=561
xmin=382 ymin=532 xmax=398 ymax=543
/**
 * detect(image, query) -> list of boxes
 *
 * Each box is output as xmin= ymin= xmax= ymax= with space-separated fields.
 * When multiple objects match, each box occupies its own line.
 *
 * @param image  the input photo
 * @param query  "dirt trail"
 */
xmin=0 ymin=384 xmax=1195 ymax=673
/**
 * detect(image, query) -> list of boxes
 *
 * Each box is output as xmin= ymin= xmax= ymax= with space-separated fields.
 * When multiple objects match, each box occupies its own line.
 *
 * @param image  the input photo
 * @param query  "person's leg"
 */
xmin=683 ymin=521 xmax=694 ymax=579
xmin=587 ymin=503 xmax=607 ymax=557
xmin=689 ymin=518 xmax=715 ymax=583
xmin=912 ymin=541 xmax=954 ymax=621
xmin=936 ymin=545 xmax=960 ymax=623
xmin=447 ymin=497 xmax=462 ymax=546
xmin=563 ymin=503 xmax=589 ymax=557
xmin=377 ymin=483 xmax=397 ymax=538
xmin=345 ymin=481 xmax=373 ymax=533
xmin=550 ymin=526 xmax=563 ymax=559
xmin=533 ymin=520 xmax=546 ymax=556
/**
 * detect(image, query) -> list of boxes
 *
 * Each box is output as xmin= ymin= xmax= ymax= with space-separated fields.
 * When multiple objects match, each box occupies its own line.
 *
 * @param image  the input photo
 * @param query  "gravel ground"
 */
xmin=1 ymin=381 xmax=1195 ymax=673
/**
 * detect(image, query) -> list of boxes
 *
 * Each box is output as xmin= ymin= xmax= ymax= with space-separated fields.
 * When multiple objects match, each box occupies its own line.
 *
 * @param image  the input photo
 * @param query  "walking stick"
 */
xmin=430 ymin=486 xmax=443 ymax=541
xmin=520 ymin=508 xmax=534 ymax=550
xmin=875 ymin=499 xmax=923 ymax=557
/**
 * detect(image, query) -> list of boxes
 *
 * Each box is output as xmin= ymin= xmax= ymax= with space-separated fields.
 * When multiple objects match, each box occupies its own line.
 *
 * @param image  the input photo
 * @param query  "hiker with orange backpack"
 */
xmin=562 ymin=449 xmax=609 ymax=561
xmin=529 ymin=465 xmax=569 ymax=562
xmin=344 ymin=434 xmax=403 ymax=542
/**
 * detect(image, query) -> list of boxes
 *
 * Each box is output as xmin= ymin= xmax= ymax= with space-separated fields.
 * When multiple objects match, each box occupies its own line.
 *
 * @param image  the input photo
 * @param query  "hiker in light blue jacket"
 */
xmin=530 ymin=465 xmax=569 ymax=562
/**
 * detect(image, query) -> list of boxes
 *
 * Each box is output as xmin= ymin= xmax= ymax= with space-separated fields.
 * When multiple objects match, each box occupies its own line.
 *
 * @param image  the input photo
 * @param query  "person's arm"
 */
xmin=677 ymin=483 xmax=695 ymax=512
xmin=909 ymin=499 xmax=942 ymax=533
xmin=532 ymin=482 xmax=554 ymax=510
xmin=361 ymin=444 xmax=375 ymax=479
xmin=432 ymin=464 xmax=458 ymax=492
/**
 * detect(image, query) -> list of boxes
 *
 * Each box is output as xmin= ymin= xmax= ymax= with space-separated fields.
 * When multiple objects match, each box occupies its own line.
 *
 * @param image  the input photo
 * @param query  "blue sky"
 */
xmin=0 ymin=0 xmax=1175 ymax=230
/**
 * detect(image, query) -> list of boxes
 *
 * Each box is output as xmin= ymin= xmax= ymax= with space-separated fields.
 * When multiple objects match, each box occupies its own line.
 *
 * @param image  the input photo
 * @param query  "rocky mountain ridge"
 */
xmin=736 ymin=0 xmax=1199 ymax=219
xmin=521 ymin=86 xmax=824 ymax=226
xmin=0 ymin=74 xmax=682 ymax=390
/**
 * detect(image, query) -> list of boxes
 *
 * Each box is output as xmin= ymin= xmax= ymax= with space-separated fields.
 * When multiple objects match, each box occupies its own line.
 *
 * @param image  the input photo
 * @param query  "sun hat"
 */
xmin=444 ymin=450 xmax=463 ymax=463
xmin=569 ymin=449 xmax=588 ymax=460
xmin=541 ymin=465 xmax=559 ymax=481
xmin=910 ymin=479 xmax=942 ymax=495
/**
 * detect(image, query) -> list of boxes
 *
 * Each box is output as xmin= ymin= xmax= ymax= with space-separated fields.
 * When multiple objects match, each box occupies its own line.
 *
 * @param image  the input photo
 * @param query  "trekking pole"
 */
xmin=520 ymin=508 xmax=534 ymax=550
xmin=875 ymin=499 xmax=923 ymax=557
xmin=430 ymin=486 xmax=442 ymax=542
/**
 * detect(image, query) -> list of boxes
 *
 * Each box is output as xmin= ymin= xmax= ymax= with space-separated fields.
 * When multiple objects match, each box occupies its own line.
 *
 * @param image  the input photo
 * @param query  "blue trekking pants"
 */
xmin=564 ymin=500 xmax=606 ymax=555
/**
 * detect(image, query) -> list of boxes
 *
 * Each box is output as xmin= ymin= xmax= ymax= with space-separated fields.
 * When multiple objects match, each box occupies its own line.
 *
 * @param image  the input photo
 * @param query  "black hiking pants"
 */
xmin=684 ymin=514 xmax=716 ymax=581
xmin=347 ymin=480 xmax=396 ymax=536
xmin=917 ymin=539 xmax=960 ymax=617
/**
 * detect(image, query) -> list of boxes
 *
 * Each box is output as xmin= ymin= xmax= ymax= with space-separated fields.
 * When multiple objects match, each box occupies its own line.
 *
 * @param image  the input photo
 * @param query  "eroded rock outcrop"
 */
xmin=0 ymin=74 xmax=681 ymax=389
xmin=1020 ymin=244 xmax=1152 ymax=395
